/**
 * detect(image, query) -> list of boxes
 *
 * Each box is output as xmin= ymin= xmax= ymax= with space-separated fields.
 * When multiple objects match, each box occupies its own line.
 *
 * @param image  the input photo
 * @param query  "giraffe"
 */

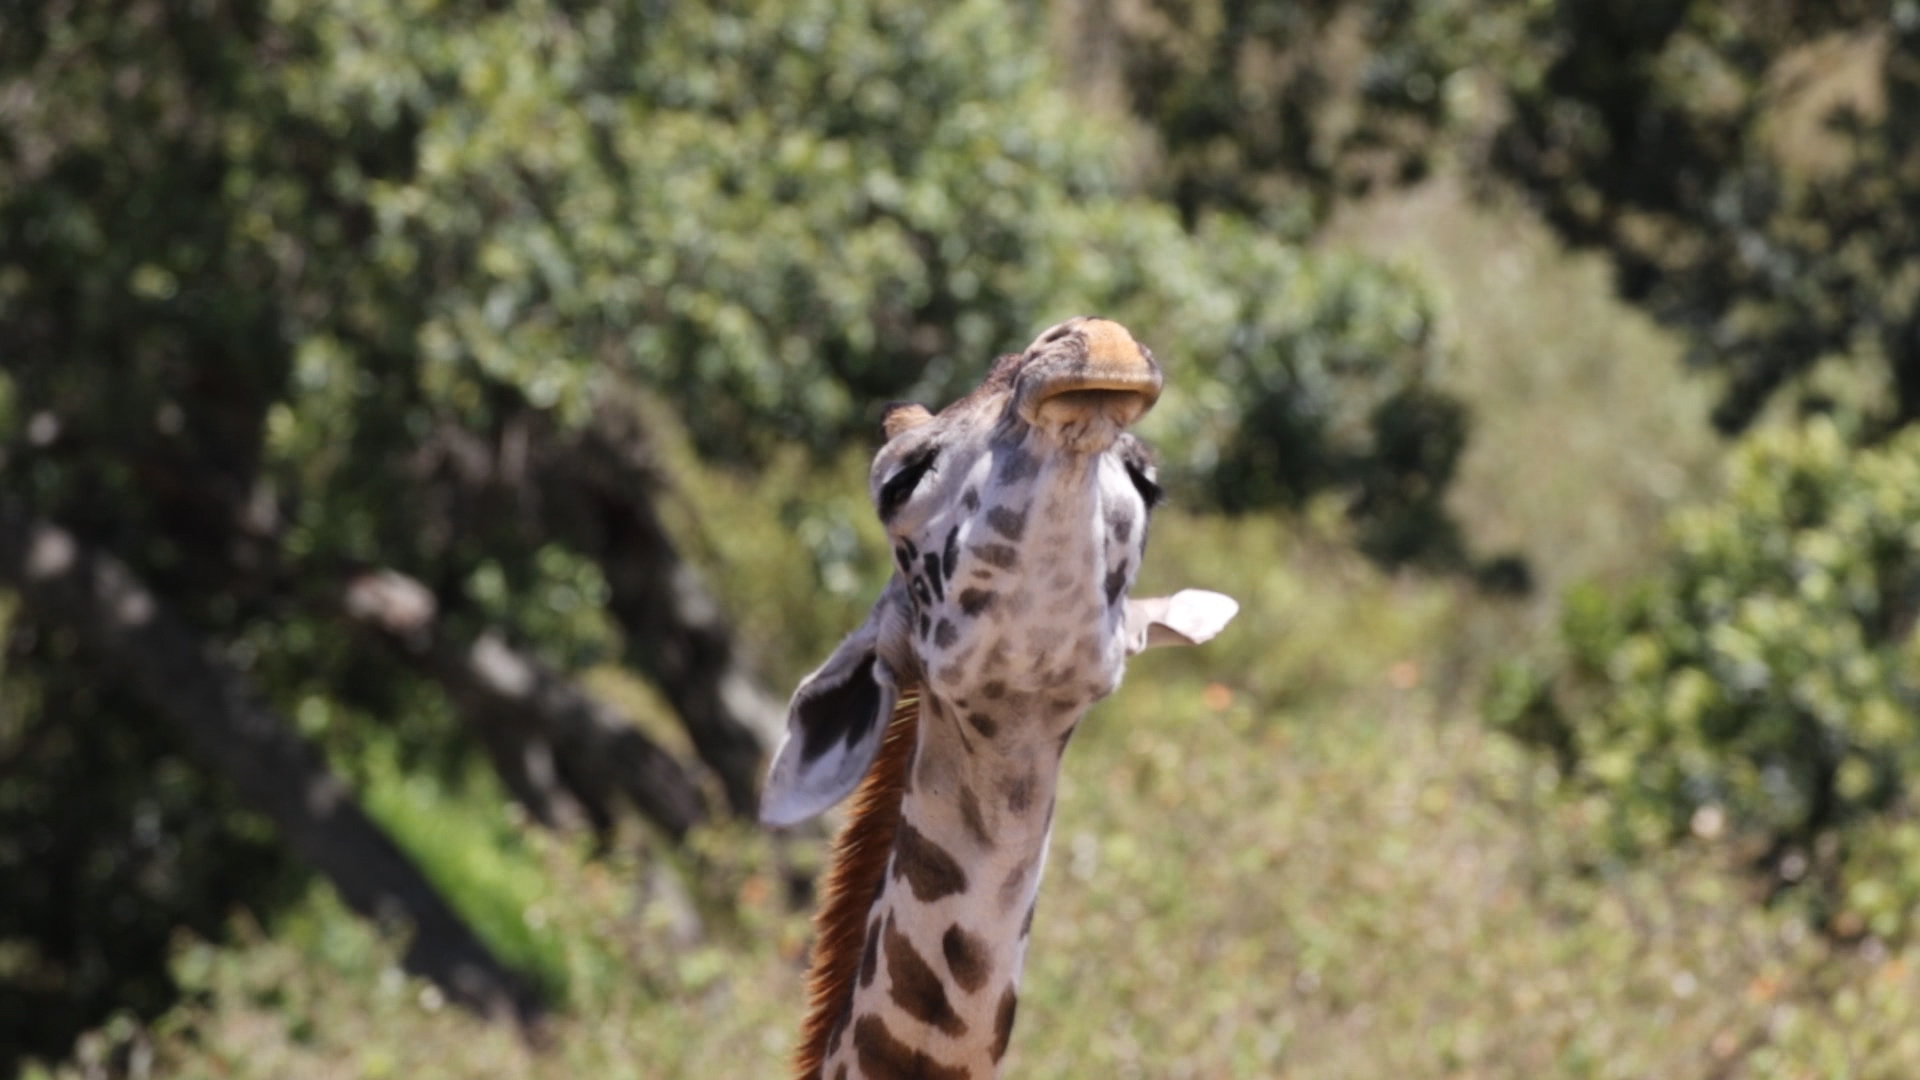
xmin=762 ymin=316 xmax=1239 ymax=1079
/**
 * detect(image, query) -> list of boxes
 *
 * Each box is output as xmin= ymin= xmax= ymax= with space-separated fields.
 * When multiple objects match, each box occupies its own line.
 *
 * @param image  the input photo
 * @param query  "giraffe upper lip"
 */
xmin=1032 ymin=370 xmax=1164 ymax=403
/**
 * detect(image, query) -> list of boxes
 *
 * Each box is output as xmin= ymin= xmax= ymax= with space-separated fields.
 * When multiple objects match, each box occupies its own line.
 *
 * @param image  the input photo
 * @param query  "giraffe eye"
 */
xmin=879 ymin=448 xmax=937 ymax=520
xmin=1124 ymin=460 xmax=1162 ymax=510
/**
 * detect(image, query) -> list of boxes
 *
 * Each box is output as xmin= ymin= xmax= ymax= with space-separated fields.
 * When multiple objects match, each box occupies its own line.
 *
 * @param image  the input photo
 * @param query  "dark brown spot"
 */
xmin=982 ymin=679 xmax=1006 ymax=700
xmin=972 ymin=542 xmax=1018 ymax=570
xmin=1077 ymin=633 xmax=1104 ymax=665
xmin=852 ymin=1015 xmax=970 ymax=1080
xmin=942 ymin=924 xmax=991 ymax=994
xmin=958 ymin=588 xmax=996 ymax=617
xmin=895 ymin=546 xmax=913 ymax=573
xmin=892 ymin=820 xmax=968 ymax=902
xmin=991 ymin=986 xmax=1019 ymax=1061
xmin=986 ymin=505 xmax=1027 ymax=541
xmin=967 ymin=711 xmax=998 ymax=739
xmin=884 ymin=920 xmax=967 ymax=1037
xmin=958 ymin=785 xmax=991 ymax=846
xmin=941 ymin=526 xmax=960 ymax=582
xmin=1104 ymin=559 xmax=1130 ymax=606
xmin=918 ymin=613 xmax=931 ymax=640
xmin=829 ymin=1006 xmax=849 ymax=1056
xmin=922 ymin=554 xmax=946 ymax=601
xmin=902 ymin=538 xmax=919 ymax=561
xmin=1006 ymin=772 xmax=1034 ymax=814
xmin=933 ymin=619 xmax=958 ymax=648
xmin=1108 ymin=506 xmax=1134 ymax=544
xmin=996 ymin=448 xmax=1038 ymax=483
xmin=833 ymin=1065 xmax=848 ymax=1080
xmin=962 ymin=487 xmax=981 ymax=512
xmin=860 ymin=914 xmax=884 ymax=987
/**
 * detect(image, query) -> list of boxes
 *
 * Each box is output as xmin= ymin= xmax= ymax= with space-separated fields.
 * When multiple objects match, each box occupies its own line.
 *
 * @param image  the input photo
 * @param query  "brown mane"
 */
xmin=791 ymin=687 xmax=922 ymax=1080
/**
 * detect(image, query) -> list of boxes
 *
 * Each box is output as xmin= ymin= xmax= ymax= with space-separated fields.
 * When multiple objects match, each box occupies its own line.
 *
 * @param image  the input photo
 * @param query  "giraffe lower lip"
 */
xmin=1027 ymin=386 xmax=1157 ymax=429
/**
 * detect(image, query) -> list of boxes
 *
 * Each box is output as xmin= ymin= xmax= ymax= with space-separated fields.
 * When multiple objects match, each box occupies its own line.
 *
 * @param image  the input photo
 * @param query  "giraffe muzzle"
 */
xmin=1015 ymin=317 xmax=1165 ymax=433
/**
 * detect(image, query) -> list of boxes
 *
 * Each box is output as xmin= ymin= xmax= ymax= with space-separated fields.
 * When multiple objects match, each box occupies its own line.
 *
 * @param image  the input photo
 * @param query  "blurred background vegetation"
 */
xmin=4 ymin=0 xmax=1920 ymax=1076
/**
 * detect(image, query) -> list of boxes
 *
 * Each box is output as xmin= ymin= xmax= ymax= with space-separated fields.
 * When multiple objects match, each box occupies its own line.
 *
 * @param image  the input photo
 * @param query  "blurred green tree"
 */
xmin=1480 ymin=0 xmax=1907 ymax=435
xmin=0 ymin=0 xmax=1449 ymax=1061
xmin=1059 ymin=0 xmax=1458 ymax=235
xmin=1088 ymin=0 xmax=1913 ymax=436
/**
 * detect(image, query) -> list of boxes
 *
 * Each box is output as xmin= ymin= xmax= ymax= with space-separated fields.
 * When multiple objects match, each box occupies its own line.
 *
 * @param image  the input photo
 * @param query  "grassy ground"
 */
xmin=34 ymin=186 xmax=1920 ymax=1080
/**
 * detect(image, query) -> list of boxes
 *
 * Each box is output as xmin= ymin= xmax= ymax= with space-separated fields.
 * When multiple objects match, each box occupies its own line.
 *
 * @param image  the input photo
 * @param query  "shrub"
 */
xmin=1492 ymin=416 xmax=1920 ymax=934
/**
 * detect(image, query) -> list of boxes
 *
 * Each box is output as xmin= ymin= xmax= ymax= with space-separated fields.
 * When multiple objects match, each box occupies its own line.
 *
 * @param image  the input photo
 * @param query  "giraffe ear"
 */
xmin=760 ymin=589 xmax=906 ymax=826
xmin=881 ymin=402 xmax=935 ymax=439
xmin=1124 ymin=589 xmax=1240 ymax=654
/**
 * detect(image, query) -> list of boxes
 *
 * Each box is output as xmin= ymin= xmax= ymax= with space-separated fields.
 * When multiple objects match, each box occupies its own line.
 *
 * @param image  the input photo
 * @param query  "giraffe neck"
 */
xmin=799 ymin=693 xmax=1070 ymax=1080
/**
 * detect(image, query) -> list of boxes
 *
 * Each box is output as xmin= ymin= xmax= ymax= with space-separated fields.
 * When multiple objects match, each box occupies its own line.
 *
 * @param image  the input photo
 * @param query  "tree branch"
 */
xmin=344 ymin=569 xmax=710 ymax=841
xmin=0 ymin=502 xmax=543 ymax=1026
xmin=537 ymin=404 xmax=784 ymax=818
xmin=406 ymin=396 xmax=782 ymax=819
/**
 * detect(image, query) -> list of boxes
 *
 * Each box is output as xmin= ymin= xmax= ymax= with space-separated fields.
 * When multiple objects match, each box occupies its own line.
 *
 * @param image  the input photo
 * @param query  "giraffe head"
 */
xmin=763 ymin=316 xmax=1238 ymax=825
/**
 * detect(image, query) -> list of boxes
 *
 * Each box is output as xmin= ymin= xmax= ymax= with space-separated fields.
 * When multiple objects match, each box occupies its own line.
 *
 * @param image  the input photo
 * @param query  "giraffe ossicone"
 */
xmin=763 ymin=316 xmax=1238 ymax=1080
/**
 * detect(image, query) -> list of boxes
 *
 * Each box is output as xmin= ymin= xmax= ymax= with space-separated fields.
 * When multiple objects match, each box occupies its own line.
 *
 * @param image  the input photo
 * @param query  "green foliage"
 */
xmin=1105 ymin=0 xmax=1920 ymax=438
xmin=257 ymin=0 xmax=1455 ymax=469
xmin=357 ymin=738 xmax=577 ymax=1004
xmin=0 ymin=639 xmax=299 ymax=1064
xmin=1088 ymin=0 xmax=1536 ymax=233
xmin=1476 ymin=0 xmax=1911 ymax=434
xmin=1497 ymin=416 xmax=1920 ymax=933
xmin=0 ymin=0 xmax=1459 ymax=1056
xmin=267 ymin=0 xmax=1464 ymax=519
